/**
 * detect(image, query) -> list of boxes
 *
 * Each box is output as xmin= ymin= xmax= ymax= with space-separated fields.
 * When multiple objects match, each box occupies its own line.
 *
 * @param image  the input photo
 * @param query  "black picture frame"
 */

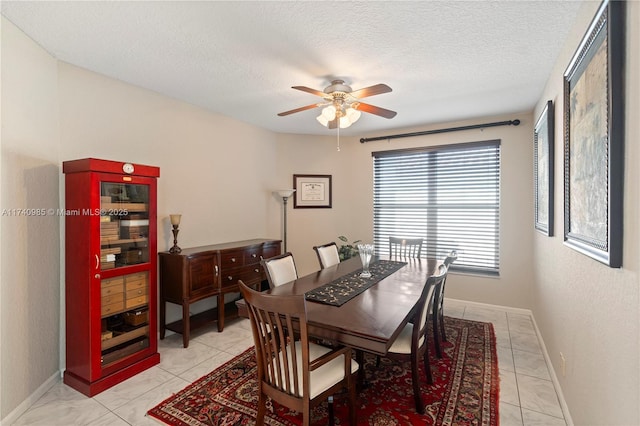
xmin=534 ymin=100 xmax=554 ymax=236
xmin=563 ymin=0 xmax=624 ymax=267
xmin=293 ymin=174 xmax=332 ymax=208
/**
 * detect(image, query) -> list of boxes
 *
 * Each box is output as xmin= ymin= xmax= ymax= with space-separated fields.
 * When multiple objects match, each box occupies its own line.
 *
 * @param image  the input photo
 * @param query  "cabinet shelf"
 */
xmin=102 ymin=325 xmax=149 ymax=351
xmin=101 ymin=202 xmax=148 ymax=212
xmin=101 ymin=237 xmax=148 ymax=246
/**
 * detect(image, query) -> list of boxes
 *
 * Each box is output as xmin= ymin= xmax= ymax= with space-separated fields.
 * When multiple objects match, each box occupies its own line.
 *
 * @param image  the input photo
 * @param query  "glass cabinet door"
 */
xmin=100 ymin=182 xmax=150 ymax=270
xmin=99 ymin=181 xmax=151 ymax=367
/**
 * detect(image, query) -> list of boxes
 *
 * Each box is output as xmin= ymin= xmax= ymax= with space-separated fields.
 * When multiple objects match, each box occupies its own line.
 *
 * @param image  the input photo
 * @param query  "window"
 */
xmin=373 ymin=140 xmax=501 ymax=276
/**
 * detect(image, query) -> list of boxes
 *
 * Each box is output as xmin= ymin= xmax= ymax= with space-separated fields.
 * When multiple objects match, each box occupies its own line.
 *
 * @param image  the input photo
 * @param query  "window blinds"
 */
xmin=373 ymin=140 xmax=501 ymax=275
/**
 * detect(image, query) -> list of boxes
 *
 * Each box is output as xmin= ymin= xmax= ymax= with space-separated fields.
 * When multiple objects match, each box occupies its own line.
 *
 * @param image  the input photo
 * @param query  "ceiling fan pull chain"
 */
xmin=336 ymin=126 xmax=340 ymax=152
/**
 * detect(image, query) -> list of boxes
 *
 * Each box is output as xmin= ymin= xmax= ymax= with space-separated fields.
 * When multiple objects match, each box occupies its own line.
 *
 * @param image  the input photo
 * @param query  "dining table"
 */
xmin=236 ymin=255 xmax=441 ymax=357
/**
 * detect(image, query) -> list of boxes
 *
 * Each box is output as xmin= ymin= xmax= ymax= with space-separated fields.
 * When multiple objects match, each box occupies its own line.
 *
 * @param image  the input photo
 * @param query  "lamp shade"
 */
xmin=339 ymin=116 xmax=352 ymax=128
xmin=169 ymin=214 xmax=182 ymax=226
xmin=276 ymin=189 xmax=295 ymax=198
xmin=316 ymin=115 xmax=329 ymax=126
xmin=346 ymin=107 xmax=361 ymax=122
xmin=322 ymin=105 xmax=337 ymax=120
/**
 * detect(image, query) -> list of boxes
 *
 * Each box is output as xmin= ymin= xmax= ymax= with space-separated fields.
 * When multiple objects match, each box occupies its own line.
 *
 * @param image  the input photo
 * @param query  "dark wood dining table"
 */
xmin=236 ymin=255 xmax=440 ymax=356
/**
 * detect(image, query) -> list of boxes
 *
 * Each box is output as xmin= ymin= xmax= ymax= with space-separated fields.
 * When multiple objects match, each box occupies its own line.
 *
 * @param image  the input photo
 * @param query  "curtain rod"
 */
xmin=359 ymin=119 xmax=520 ymax=143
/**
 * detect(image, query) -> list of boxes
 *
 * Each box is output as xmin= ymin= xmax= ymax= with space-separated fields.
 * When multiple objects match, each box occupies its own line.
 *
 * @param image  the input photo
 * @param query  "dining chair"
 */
xmin=388 ymin=236 xmax=423 ymax=258
xmin=312 ymin=242 xmax=340 ymax=269
xmin=239 ymin=280 xmax=359 ymax=426
xmin=432 ymin=250 xmax=458 ymax=357
xmin=261 ymin=252 xmax=298 ymax=289
xmin=381 ymin=263 xmax=448 ymax=414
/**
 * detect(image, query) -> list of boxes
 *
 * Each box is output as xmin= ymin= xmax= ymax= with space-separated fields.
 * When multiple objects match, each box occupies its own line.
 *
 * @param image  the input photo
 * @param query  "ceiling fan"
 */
xmin=277 ymin=79 xmax=397 ymax=129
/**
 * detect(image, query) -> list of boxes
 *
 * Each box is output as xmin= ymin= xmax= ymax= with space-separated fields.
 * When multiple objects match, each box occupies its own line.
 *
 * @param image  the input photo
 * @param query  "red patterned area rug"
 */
xmin=148 ymin=316 xmax=499 ymax=425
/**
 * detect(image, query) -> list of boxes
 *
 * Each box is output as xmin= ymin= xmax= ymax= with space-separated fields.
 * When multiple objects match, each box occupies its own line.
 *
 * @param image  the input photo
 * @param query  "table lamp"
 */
xmin=169 ymin=214 xmax=182 ymax=253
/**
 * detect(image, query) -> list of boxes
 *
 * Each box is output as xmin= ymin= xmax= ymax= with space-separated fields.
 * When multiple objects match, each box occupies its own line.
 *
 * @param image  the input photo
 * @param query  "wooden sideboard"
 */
xmin=158 ymin=238 xmax=281 ymax=347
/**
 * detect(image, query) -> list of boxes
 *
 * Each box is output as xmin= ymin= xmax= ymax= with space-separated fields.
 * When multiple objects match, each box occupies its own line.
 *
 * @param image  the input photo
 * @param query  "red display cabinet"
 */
xmin=62 ymin=158 xmax=160 ymax=396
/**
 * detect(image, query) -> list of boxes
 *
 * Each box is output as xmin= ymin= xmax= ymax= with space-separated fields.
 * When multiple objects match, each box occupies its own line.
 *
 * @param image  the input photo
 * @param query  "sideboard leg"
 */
xmin=182 ymin=299 xmax=190 ymax=348
xmin=217 ymin=294 xmax=225 ymax=332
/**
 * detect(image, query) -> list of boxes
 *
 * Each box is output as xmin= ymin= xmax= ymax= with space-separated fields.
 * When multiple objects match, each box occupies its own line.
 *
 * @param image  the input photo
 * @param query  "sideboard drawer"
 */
xmin=221 ymin=250 xmax=244 ymax=267
xmin=243 ymin=248 xmax=262 ymax=265
xmin=222 ymin=266 xmax=262 ymax=288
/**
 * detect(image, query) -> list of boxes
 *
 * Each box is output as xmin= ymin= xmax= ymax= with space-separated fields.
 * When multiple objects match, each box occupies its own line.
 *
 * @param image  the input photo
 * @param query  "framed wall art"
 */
xmin=534 ymin=100 xmax=554 ymax=236
xmin=293 ymin=174 xmax=332 ymax=208
xmin=563 ymin=0 xmax=624 ymax=267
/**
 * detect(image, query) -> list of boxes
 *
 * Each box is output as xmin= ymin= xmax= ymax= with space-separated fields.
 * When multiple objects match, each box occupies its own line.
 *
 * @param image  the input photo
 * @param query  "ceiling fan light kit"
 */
xmin=278 ymin=79 xmax=396 ymax=130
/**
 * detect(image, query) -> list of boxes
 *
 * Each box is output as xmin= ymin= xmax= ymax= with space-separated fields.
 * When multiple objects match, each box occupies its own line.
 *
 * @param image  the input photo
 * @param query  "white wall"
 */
xmin=1 ymin=18 xmax=61 ymax=419
xmin=532 ymin=1 xmax=639 ymax=424
xmin=57 ymin=62 xmax=282 ymax=250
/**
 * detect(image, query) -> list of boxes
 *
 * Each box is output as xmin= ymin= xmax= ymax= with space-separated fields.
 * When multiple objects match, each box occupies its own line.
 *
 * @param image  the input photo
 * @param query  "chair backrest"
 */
xmin=435 ymin=250 xmax=458 ymax=308
xmin=261 ymin=252 xmax=298 ymax=289
xmin=414 ymin=264 xmax=448 ymax=344
xmin=443 ymin=250 xmax=458 ymax=267
xmin=239 ymin=280 xmax=311 ymax=399
xmin=389 ymin=236 xmax=423 ymax=258
xmin=313 ymin=242 xmax=340 ymax=269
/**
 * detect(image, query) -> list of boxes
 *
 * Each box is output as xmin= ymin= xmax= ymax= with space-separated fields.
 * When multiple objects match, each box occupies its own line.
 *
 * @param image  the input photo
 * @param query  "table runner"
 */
xmin=305 ymin=260 xmax=407 ymax=307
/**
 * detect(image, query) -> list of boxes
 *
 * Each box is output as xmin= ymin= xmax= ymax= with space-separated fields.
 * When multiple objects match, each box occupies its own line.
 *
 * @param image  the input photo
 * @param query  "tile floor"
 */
xmin=12 ymin=300 xmax=567 ymax=425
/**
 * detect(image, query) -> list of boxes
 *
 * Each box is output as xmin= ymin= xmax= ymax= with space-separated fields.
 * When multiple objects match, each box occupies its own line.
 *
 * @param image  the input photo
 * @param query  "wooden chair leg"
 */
xmin=439 ymin=309 xmax=447 ymax=341
xmin=256 ymin=392 xmax=267 ymax=425
xmin=411 ymin=355 xmax=425 ymax=414
xmin=433 ymin=313 xmax=443 ymax=358
xmin=328 ymin=396 xmax=335 ymax=426
xmin=423 ymin=348 xmax=433 ymax=384
xmin=348 ymin=373 xmax=358 ymax=426
xmin=356 ymin=350 xmax=366 ymax=390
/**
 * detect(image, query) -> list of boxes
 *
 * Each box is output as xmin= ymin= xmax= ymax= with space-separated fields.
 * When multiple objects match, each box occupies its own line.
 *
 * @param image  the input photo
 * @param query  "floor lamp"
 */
xmin=276 ymin=189 xmax=295 ymax=252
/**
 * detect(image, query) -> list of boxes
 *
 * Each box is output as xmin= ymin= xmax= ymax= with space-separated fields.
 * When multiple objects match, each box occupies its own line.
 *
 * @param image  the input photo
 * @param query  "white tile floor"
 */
xmin=12 ymin=300 xmax=567 ymax=425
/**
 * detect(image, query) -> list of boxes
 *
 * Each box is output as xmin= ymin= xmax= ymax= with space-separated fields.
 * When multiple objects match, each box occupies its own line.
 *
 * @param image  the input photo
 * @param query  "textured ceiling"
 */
xmin=1 ymin=1 xmax=584 ymax=136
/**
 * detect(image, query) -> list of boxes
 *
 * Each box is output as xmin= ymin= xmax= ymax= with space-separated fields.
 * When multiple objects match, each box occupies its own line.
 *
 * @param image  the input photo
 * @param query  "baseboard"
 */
xmin=1 ymin=370 xmax=61 ymax=426
xmin=446 ymin=297 xmax=533 ymax=315
xmin=445 ymin=297 xmax=573 ymax=425
xmin=529 ymin=315 xmax=574 ymax=426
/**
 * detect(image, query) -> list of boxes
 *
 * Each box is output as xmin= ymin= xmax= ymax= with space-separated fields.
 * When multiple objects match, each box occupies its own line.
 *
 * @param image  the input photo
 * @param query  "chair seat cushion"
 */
xmin=387 ymin=323 xmax=425 ymax=355
xmin=281 ymin=342 xmax=359 ymax=398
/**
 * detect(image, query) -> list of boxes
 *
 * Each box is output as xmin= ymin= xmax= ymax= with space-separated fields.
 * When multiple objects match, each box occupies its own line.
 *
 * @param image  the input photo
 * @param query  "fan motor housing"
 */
xmin=324 ymin=80 xmax=352 ymax=94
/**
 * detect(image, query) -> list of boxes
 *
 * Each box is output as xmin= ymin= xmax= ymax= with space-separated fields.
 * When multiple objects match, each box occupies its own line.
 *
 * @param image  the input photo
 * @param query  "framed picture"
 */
xmin=293 ymin=174 xmax=332 ymax=208
xmin=563 ymin=0 xmax=624 ymax=267
xmin=534 ymin=100 xmax=554 ymax=236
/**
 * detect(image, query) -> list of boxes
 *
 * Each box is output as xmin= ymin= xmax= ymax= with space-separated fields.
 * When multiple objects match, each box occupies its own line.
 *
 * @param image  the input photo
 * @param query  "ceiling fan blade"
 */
xmin=277 ymin=103 xmax=320 ymax=116
xmin=292 ymin=86 xmax=327 ymax=97
xmin=356 ymin=102 xmax=397 ymax=119
xmin=350 ymin=84 xmax=392 ymax=99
